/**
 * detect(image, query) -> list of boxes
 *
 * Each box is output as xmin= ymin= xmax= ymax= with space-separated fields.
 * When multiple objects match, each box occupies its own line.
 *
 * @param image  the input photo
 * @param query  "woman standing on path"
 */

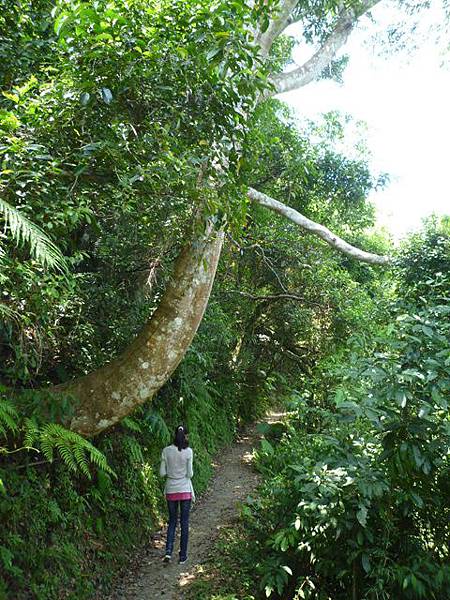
xmin=159 ymin=425 xmax=195 ymax=565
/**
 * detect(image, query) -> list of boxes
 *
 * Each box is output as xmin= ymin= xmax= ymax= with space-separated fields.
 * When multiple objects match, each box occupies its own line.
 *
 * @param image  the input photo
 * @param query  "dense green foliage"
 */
xmin=1 ymin=1 xmax=448 ymax=599
xmin=2 ymin=97 xmax=389 ymax=595
xmin=0 ymin=0 xmax=269 ymax=385
xmin=185 ymin=221 xmax=450 ymax=600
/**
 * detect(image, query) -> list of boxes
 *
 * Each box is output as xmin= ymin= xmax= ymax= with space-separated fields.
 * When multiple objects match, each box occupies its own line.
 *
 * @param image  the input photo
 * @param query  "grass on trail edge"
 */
xmin=182 ymin=518 xmax=258 ymax=600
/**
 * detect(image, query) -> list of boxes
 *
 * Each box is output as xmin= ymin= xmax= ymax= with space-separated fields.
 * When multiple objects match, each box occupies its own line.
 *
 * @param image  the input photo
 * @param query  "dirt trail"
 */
xmin=106 ymin=414 xmax=282 ymax=600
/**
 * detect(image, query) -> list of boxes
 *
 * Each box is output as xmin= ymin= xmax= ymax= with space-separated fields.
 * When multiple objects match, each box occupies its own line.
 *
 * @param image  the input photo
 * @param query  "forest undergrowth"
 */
xmin=1 ymin=1 xmax=449 ymax=599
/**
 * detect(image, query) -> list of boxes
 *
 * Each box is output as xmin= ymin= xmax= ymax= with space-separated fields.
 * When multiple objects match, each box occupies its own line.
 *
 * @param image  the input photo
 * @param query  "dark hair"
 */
xmin=173 ymin=425 xmax=189 ymax=452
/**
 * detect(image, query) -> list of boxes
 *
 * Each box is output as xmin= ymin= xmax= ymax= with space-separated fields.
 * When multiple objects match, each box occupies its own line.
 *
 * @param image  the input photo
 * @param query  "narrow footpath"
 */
xmin=106 ymin=416 xmax=280 ymax=600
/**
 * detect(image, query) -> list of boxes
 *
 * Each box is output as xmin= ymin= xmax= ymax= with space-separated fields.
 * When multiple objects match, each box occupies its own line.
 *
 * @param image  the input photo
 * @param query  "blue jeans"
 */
xmin=165 ymin=499 xmax=191 ymax=560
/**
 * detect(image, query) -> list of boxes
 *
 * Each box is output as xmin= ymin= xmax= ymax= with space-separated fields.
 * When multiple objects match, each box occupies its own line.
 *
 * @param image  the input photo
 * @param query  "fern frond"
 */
xmin=0 ymin=198 xmax=68 ymax=272
xmin=71 ymin=443 xmax=90 ymax=478
xmin=39 ymin=424 xmax=69 ymax=467
xmin=39 ymin=435 xmax=55 ymax=462
xmin=59 ymin=444 xmax=79 ymax=472
xmin=0 ymin=398 xmax=19 ymax=438
xmin=0 ymin=303 xmax=19 ymax=323
xmin=122 ymin=417 xmax=142 ymax=433
xmin=37 ymin=423 xmax=114 ymax=478
xmin=146 ymin=411 xmax=170 ymax=443
xmin=23 ymin=417 xmax=40 ymax=448
xmin=123 ymin=435 xmax=144 ymax=465
xmin=87 ymin=445 xmax=114 ymax=476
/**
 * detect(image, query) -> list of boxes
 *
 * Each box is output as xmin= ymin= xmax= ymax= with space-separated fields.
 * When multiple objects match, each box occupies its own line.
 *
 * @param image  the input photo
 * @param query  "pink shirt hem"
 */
xmin=166 ymin=492 xmax=192 ymax=501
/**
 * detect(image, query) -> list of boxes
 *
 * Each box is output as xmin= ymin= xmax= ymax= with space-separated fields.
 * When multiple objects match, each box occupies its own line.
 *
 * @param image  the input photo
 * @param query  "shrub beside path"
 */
xmin=106 ymin=414 xmax=282 ymax=600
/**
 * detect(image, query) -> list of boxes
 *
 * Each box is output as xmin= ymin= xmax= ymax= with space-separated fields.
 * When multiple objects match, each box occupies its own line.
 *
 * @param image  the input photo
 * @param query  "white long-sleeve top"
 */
xmin=159 ymin=445 xmax=195 ymax=500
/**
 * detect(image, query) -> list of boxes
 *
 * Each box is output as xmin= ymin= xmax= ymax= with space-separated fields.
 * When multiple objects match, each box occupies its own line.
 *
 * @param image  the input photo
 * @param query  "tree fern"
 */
xmin=0 ymin=198 xmax=67 ymax=272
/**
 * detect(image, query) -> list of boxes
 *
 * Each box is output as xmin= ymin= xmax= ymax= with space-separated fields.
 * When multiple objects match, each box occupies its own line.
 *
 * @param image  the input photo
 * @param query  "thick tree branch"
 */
xmin=257 ymin=0 xmax=300 ymax=57
xmin=53 ymin=226 xmax=224 ymax=436
xmin=268 ymin=0 xmax=381 ymax=96
xmin=247 ymin=187 xmax=390 ymax=265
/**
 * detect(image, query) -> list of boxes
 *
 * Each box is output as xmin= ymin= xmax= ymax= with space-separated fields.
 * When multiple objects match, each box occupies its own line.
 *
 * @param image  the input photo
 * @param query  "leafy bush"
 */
xmin=237 ymin=225 xmax=450 ymax=600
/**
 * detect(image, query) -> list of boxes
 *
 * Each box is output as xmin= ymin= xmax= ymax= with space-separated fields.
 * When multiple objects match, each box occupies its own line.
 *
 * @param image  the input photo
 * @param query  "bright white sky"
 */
xmin=280 ymin=2 xmax=450 ymax=241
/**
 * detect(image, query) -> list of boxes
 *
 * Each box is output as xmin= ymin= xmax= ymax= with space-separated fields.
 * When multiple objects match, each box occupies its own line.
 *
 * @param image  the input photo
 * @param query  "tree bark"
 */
xmin=55 ymin=228 xmax=224 ymax=436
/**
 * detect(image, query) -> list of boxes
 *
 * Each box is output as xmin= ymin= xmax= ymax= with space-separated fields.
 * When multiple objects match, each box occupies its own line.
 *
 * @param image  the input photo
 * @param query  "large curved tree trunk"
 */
xmin=47 ymin=0 xmax=384 ymax=437
xmin=56 ymin=228 xmax=224 ymax=436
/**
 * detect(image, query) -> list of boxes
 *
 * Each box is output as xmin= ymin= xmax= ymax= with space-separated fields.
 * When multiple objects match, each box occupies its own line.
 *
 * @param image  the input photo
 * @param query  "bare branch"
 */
xmin=255 ymin=244 xmax=289 ymax=291
xmin=268 ymin=0 xmax=381 ymax=96
xmin=247 ymin=187 xmax=391 ymax=266
xmin=227 ymin=235 xmax=292 ymax=291
xmin=282 ymin=347 xmax=304 ymax=362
